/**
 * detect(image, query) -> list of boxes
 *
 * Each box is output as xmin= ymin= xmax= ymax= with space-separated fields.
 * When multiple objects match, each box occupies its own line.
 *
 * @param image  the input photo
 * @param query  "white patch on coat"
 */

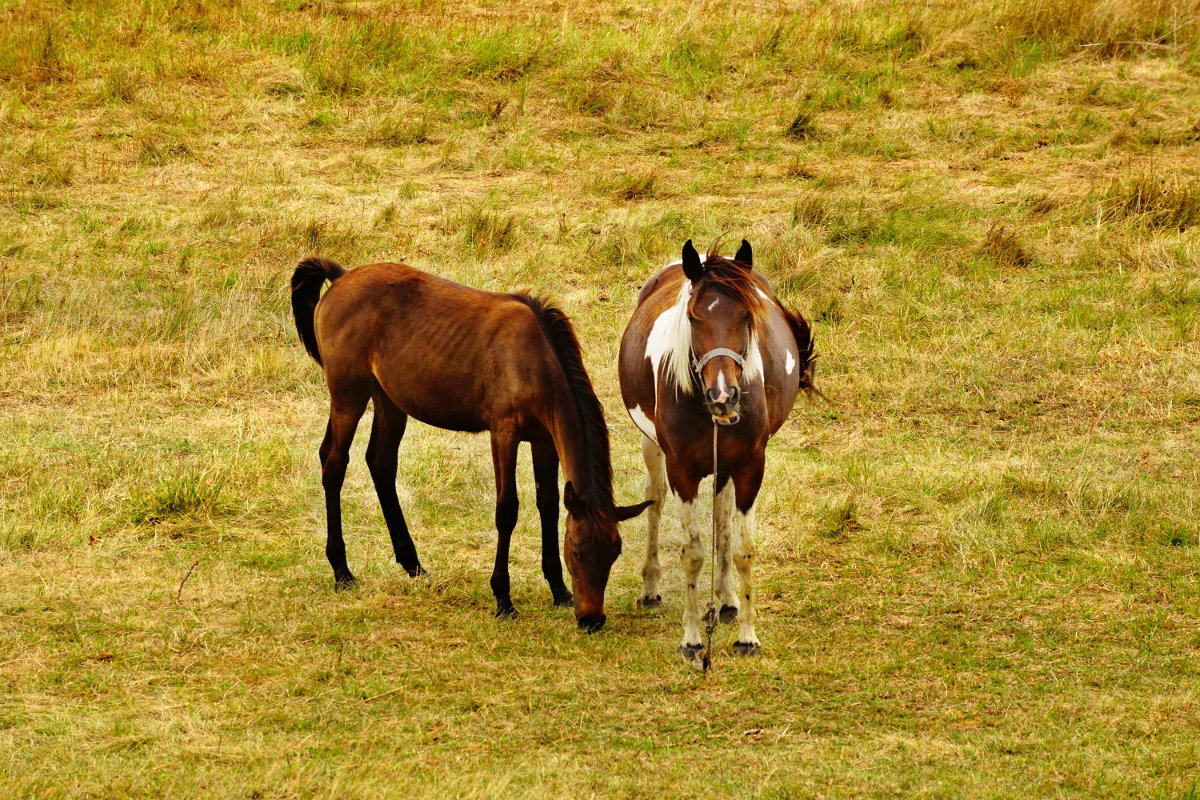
xmin=678 ymin=498 xmax=704 ymax=648
xmin=732 ymin=505 xmax=760 ymax=646
xmin=627 ymin=404 xmax=657 ymax=444
xmin=707 ymin=297 xmax=719 ymax=311
xmin=713 ymin=480 xmax=737 ymax=608
xmin=785 ymin=349 xmax=796 ymax=375
xmin=640 ymin=435 xmax=667 ymax=602
xmin=745 ymin=337 xmax=764 ymax=384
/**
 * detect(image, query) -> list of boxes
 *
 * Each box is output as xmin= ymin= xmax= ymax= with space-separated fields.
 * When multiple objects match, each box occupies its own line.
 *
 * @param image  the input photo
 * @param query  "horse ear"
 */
xmin=681 ymin=239 xmax=704 ymax=283
xmin=564 ymin=481 xmax=585 ymax=516
xmin=735 ymin=239 xmax=753 ymax=266
xmin=614 ymin=499 xmax=653 ymax=522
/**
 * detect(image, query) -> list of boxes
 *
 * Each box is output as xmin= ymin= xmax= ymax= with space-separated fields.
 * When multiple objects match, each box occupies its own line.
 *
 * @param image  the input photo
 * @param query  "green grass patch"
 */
xmin=3 ymin=0 xmax=1200 ymax=796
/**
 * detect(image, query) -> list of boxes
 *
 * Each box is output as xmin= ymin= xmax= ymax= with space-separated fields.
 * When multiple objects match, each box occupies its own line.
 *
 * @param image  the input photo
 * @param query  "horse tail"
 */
xmin=782 ymin=305 xmax=819 ymax=399
xmin=290 ymin=257 xmax=347 ymax=366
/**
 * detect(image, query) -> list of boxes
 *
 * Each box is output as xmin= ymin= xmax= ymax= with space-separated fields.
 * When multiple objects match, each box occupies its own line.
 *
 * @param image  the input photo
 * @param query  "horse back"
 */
xmin=314 ymin=263 xmax=561 ymax=433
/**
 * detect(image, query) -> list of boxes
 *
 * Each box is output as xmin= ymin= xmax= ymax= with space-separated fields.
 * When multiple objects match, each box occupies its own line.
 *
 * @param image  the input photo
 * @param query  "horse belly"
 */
xmin=376 ymin=374 xmax=489 ymax=433
xmin=406 ymin=404 xmax=488 ymax=433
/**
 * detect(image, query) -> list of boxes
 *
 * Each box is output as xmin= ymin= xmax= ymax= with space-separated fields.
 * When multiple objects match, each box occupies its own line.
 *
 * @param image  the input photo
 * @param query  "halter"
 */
xmin=690 ymin=347 xmax=745 ymax=375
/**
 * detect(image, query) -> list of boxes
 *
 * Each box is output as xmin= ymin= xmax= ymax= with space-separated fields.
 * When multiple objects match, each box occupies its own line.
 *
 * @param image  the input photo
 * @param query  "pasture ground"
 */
xmin=2 ymin=0 xmax=1200 ymax=797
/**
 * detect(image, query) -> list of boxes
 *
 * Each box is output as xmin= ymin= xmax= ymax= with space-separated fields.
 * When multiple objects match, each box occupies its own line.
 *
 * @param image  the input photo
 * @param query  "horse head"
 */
xmin=680 ymin=239 xmax=764 ymax=425
xmin=563 ymin=482 xmax=651 ymax=632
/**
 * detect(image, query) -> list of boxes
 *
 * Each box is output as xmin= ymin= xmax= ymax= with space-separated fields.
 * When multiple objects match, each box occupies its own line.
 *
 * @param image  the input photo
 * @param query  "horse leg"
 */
xmin=730 ymin=458 xmax=766 ymax=655
xmin=365 ymin=391 xmax=424 ymax=577
xmin=320 ymin=391 xmax=369 ymax=590
xmin=713 ymin=474 xmax=739 ymax=624
xmin=638 ymin=435 xmax=667 ymax=609
xmin=667 ymin=466 xmax=705 ymax=666
xmin=531 ymin=439 xmax=572 ymax=607
xmin=489 ymin=428 xmax=521 ymax=618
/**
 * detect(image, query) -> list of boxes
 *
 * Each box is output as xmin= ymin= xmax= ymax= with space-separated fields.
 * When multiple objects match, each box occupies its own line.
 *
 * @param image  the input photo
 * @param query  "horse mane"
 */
xmin=510 ymin=294 xmax=615 ymax=519
xmin=696 ymin=249 xmax=769 ymax=322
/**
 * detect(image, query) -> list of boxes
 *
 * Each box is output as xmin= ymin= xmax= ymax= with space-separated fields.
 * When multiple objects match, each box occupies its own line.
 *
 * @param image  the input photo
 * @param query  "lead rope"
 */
xmin=701 ymin=418 xmax=719 ymax=673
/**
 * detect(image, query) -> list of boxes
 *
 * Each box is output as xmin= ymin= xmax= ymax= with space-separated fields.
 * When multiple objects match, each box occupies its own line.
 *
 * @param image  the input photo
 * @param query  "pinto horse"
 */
xmin=291 ymin=257 xmax=650 ymax=631
xmin=618 ymin=240 xmax=815 ymax=665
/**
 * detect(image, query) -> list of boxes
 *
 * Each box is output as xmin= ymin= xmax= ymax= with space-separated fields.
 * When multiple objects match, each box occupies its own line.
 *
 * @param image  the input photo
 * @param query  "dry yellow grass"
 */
xmin=2 ymin=0 xmax=1200 ymax=797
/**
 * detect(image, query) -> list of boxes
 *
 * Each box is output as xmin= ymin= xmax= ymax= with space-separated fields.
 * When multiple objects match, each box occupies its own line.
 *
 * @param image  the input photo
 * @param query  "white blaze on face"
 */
xmin=785 ymin=349 xmax=796 ymax=375
xmin=627 ymin=404 xmax=657 ymax=444
xmin=707 ymin=297 xmax=719 ymax=311
xmin=715 ymin=370 xmax=729 ymax=403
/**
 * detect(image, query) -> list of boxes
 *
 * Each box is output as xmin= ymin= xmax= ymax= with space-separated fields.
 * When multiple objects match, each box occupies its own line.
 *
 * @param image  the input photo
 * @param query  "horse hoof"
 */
xmin=495 ymin=605 xmax=518 ymax=620
xmin=638 ymin=595 xmax=663 ymax=609
xmin=719 ymin=604 xmax=739 ymax=624
xmin=732 ymin=641 xmax=761 ymax=657
xmin=405 ymin=564 xmax=427 ymax=578
xmin=678 ymin=643 xmax=706 ymax=669
xmin=552 ymin=592 xmax=574 ymax=608
xmin=334 ymin=576 xmax=358 ymax=592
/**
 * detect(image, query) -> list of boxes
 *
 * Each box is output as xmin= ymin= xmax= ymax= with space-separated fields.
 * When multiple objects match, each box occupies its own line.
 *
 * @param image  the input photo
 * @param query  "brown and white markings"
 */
xmin=617 ymin=240 xmax=816 ymax=666
xmin=291 ymin=258 xmax=649 ymax=631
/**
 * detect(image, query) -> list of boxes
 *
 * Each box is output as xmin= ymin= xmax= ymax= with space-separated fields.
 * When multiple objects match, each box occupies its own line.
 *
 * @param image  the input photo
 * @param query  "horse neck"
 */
xmin=545 ymin=376 xmax=613 ymax=511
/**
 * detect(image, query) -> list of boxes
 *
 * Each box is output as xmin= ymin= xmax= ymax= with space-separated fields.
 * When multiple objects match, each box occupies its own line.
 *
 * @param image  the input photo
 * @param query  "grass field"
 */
xmin=3 ymin=0 xmax=1200 ymax=796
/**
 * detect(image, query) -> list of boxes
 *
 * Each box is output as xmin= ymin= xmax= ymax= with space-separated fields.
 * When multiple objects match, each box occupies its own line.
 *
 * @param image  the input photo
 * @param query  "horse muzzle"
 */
xmin=704 ymin=385 xmax=741 ymax=425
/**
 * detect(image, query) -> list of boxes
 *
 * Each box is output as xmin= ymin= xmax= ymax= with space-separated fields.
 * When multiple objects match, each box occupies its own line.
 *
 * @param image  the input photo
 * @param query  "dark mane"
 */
xmin=511 ymin=294 xmax=615 ymax=519
xmin=693 ymin=251 xmax=768 ymax=322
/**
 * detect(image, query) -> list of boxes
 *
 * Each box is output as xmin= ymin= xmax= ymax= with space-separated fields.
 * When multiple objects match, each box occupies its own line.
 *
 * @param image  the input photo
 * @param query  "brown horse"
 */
xmin=291 ymin=257 xmax=649 ymax=631
xmin=618 ymin=240 xmax=816 ymax=665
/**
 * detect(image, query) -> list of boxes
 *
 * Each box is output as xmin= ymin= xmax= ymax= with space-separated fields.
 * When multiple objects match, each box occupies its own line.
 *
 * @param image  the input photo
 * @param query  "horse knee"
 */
xmin=321 ymin=457 xmax=348 ymax=492
xmin=645 ymin=473 xmax=666 ymax=500
xmin=495 ymin=499 xmax=519 ymax=533
xmin=680 ymin=542 xmax=703 ymax=576
xmin=534 ymin=485 xmax=558 ymax=515
xmin=364 ymin=446 xmax=382 ymax=476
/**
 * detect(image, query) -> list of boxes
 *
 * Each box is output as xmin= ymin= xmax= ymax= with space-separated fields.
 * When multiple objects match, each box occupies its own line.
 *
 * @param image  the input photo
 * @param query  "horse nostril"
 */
xmin=728 ymin=386 xmax=739 ymax=404
xmin=706 ymin=387 xmax=721 ymax=405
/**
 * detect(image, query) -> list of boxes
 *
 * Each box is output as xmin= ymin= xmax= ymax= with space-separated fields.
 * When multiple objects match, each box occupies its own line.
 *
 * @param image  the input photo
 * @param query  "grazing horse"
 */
xmin=291 ymin=257 xmax=650 ymax=631
xmin=618 ymin=240 xmax=816 ymax=665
